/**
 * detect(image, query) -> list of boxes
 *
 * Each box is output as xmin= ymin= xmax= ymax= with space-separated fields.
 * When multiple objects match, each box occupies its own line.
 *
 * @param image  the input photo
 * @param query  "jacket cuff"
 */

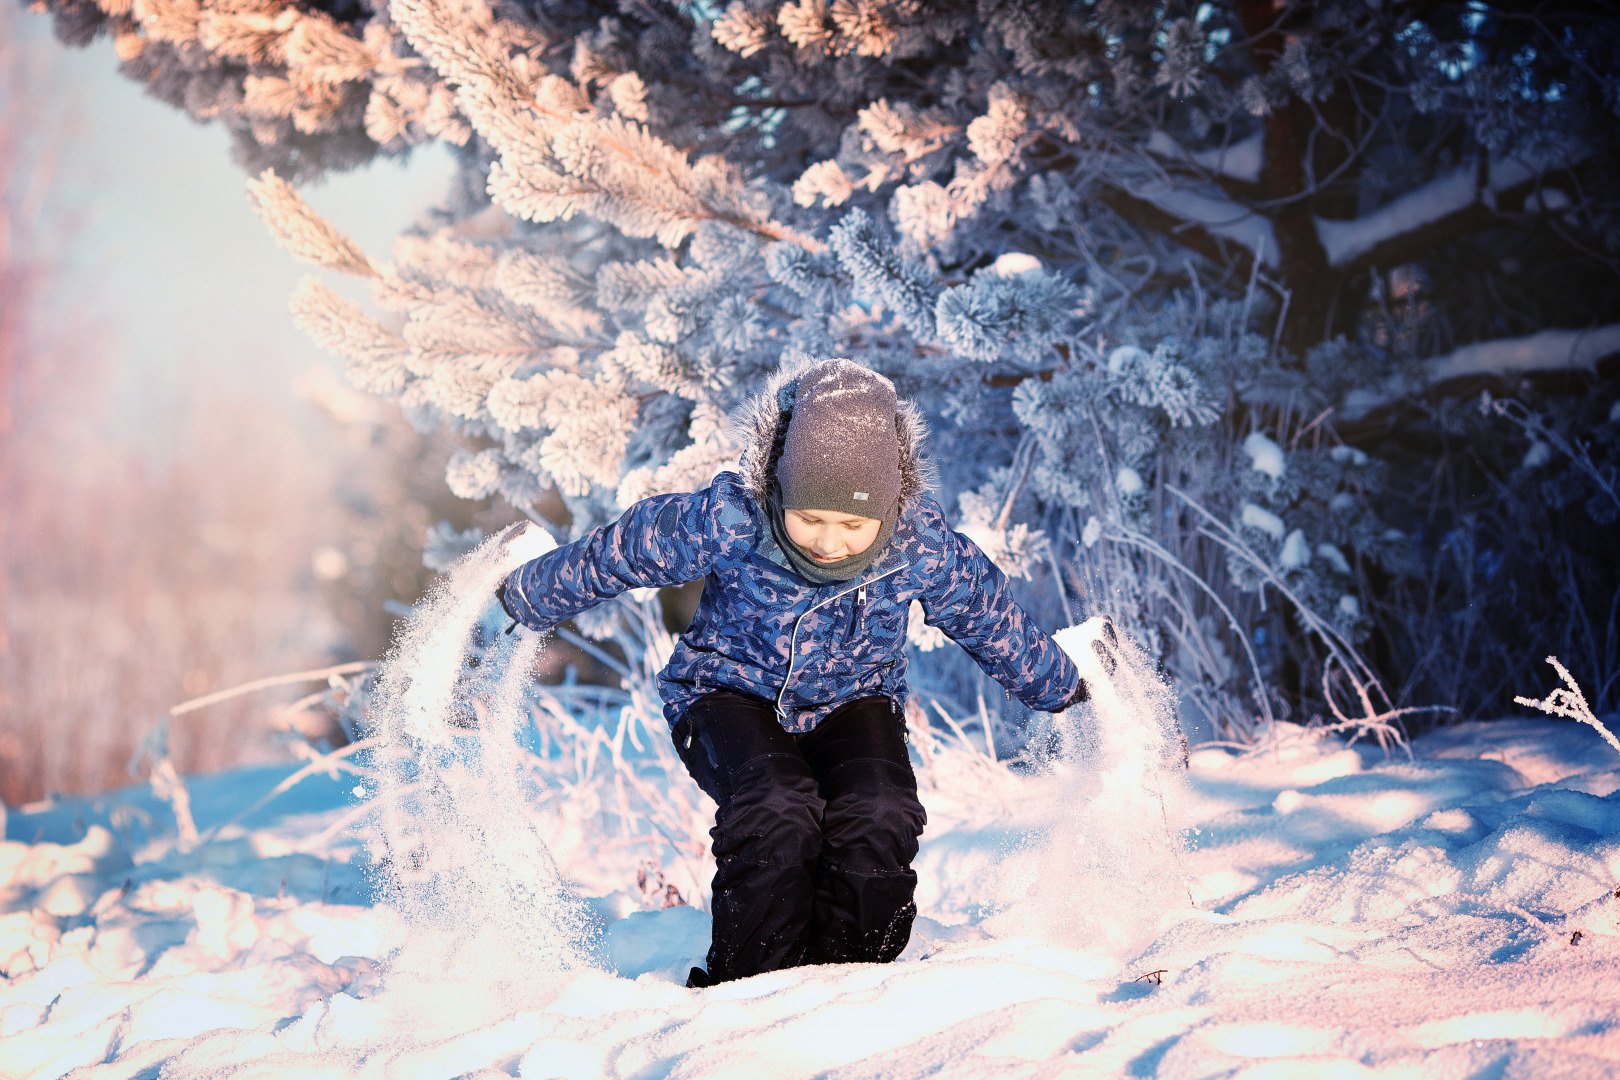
xmin=501 ymin=566 xmax=552 ymax=631
xmin=496 ymin=574 xmax=520 ymax=622
xmin=1058 ymin=675 xmax=1089 ymax=712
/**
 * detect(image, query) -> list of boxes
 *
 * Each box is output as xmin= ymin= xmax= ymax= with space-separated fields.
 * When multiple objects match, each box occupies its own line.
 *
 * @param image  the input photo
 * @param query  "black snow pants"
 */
xmin=672 ymin=691 xmax=927 ymax=983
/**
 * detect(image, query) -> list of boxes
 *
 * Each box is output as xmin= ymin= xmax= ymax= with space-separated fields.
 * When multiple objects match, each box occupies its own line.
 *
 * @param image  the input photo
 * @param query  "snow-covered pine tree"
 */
xmin=35 ymin=0 xmax=1620 ymax=732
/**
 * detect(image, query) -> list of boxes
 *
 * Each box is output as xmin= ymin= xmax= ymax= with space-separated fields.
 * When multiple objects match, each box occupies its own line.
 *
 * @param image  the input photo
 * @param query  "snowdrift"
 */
xmin=6 ymin=546 xmax=1619 ymax=1079
xmin=5 ymin=711 xmax=1618 ymax=1078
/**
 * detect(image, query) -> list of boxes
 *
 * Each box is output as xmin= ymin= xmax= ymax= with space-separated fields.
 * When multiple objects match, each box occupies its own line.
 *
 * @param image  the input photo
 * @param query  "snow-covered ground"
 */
xmin=5 ymin=711 xmax=1618 ymax=1079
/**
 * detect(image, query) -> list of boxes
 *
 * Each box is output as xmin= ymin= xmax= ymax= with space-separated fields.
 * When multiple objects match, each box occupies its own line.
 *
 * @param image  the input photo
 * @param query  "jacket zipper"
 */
xmin=775 ymin=562 xmax=908 ymax=720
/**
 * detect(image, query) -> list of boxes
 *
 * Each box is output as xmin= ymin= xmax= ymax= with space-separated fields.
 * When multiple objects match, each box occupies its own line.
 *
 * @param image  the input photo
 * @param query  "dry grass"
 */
xmin=2 ymin=399 xmax=351 ymax=805
xmin=0 ymin=12 xmax=481 ymax=807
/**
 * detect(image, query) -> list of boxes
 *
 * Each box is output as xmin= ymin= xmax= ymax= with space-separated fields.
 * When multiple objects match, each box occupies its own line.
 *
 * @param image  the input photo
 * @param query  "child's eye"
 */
xmin=843 ymin=522 xmax=862 ymax=530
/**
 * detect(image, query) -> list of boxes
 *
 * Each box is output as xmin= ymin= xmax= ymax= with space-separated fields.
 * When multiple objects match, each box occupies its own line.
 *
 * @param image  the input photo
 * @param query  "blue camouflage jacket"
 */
xmin=502 ymin=470 xmax=1082 ymax=733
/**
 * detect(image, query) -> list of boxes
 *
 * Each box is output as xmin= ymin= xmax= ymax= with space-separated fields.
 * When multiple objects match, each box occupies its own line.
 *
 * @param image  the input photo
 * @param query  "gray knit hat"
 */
xmin=776 ymin=360 xmax=902 ymax=519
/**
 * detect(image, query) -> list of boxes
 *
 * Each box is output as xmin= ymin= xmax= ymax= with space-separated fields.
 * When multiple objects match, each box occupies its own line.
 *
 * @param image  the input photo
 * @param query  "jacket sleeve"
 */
xmin=503 ymin=478 xmax=757 ymax=633
xmin=916 ymin=504 xmax=1082 ymax=712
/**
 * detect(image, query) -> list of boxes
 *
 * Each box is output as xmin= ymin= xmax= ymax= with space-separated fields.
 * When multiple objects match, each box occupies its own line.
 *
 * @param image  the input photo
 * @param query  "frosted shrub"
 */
xmin=1 ymin=395 xmax=359 ymax=805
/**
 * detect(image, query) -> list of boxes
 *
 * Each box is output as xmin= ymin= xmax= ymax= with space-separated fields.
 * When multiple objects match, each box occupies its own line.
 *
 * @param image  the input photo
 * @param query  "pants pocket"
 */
xmin=674 ymin=713 xmax=725 ymax=801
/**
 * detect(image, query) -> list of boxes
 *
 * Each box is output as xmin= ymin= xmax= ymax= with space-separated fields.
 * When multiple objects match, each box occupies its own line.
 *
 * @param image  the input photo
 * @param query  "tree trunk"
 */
xmin=1235 ymin=0 xmax=1335 ymax=357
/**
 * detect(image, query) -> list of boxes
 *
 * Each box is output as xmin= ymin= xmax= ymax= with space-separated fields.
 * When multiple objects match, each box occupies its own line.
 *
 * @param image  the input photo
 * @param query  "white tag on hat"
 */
xmin=852 ymin=491 xmax=869 ymax=500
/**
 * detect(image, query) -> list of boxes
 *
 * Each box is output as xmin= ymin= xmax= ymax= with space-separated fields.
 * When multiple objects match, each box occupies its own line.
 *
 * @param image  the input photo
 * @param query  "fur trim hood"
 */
xmin=728 ymin=356 xmax=935 ymax=509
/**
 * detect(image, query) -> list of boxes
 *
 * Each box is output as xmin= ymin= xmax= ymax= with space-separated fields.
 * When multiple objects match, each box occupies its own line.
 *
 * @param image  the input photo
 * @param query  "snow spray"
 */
xmin=362 ymin=524 xmax=597 ymax=1036
xmin=987 ymin=616 xmax=1191 ymax=961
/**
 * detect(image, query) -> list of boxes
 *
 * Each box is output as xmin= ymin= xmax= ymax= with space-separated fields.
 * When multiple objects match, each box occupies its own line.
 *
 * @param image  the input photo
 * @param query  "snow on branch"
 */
xmin=1422 ymin=324 xmax=1620 ymax=384
xmin=1315 ymin=151 xmax=1584 ymax=268
xmin=1144 ymin=131 xmax=1263 ymax=184
xmin=247 ymin=170 xmax=378 ymax=276
xmin=1112 ymin=166 xmax=1278 ymax=267
xmin=1339 ymin=322 xmax=1620 ymax=419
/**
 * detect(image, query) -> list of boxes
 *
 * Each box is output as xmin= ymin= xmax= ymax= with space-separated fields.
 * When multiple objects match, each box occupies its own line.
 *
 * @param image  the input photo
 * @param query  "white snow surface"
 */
xmin=6 ymin=570 xmax=1620 ymax=1078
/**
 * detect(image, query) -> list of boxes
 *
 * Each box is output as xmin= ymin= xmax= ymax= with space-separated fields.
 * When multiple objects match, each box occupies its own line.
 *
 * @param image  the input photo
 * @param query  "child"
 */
xmin=500 ymin=358 xmax=1087 ymax=985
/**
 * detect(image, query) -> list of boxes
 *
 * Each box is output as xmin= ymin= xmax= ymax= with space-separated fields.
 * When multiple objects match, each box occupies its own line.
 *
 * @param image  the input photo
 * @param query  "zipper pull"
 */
xmin=857 ymin=584 xmax=868 ymax=605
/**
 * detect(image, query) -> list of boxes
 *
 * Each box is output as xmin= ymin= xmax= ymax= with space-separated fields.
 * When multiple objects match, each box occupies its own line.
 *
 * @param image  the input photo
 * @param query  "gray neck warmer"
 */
xmin=765 ymin=481 xmax=896 ymax=585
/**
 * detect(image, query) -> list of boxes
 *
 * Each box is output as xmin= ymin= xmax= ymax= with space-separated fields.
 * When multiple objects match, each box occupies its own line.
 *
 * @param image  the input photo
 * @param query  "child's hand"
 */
xmin=497 ymin=519 xmax=553 ymax=564
xmin=1052 ymin=616 xmax=1121 ymax=704
xmin=496 ymin=576 xmax=520 ymax=625
xmin=493 ymin=521 xmax=556 ymax=634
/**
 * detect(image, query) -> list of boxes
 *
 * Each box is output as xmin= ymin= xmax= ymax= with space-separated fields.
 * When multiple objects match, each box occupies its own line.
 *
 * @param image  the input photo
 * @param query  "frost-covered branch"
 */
xmin=288 ymin=276 xmax=412 ymax=395
xmin=247 ymin=170 xmax=378 ymax=275
xmin=393 ymin=0 xmax=816 ymax=251
xmin=1515 ymin=656 xmax=1620 ymax=760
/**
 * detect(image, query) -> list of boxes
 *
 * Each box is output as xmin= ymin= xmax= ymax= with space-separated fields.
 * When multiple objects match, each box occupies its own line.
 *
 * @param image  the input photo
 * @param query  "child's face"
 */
xmin=783 ymin=508 xmax=882 ymax=564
